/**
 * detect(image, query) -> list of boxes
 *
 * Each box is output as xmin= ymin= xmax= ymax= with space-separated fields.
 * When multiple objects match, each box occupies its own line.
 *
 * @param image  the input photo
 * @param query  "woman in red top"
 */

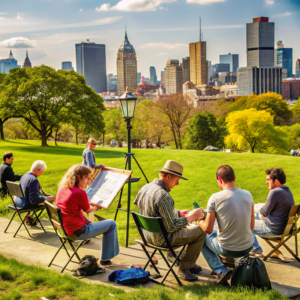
xmin=55 ymin=164 xmax=119 ymax=265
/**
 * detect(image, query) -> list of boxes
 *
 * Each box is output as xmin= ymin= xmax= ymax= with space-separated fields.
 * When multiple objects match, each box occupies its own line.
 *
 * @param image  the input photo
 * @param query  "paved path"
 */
xmin=1 ymin=217 xmax=300 ymax=297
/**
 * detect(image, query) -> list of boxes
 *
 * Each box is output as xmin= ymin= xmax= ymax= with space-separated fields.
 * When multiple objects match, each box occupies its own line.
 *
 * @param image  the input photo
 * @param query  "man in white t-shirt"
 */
xmin=197 ymin=165 xmax=255 ymax=284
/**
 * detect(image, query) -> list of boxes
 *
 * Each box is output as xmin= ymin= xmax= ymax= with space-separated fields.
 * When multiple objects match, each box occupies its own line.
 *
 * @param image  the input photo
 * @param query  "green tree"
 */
xmin=225 ymin=108 xmax=288 ymax=153
xmin=0 ymin=66 xmax=105 ymax=146
xmin=186 ymin=112 xmax=225 ymax=150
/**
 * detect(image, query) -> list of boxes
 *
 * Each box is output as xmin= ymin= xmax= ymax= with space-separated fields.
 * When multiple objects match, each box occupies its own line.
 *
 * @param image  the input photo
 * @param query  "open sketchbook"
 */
xmin=86 ymin=167 xmax=132 ymax=208
xmin=254 ymin=203 xmax=265 ymax=212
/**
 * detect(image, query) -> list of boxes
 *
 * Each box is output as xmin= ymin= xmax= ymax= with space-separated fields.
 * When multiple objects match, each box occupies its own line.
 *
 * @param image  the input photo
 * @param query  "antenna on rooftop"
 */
xmin=199 ymin=17 xmax=203 ymax=41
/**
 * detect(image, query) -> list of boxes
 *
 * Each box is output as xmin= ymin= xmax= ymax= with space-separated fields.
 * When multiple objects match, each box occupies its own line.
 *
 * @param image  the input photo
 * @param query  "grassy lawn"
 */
xmin=0 ymin=139 xmax=300 ymax=246
xmin=0 ymin=254 xmax=285 ymax=300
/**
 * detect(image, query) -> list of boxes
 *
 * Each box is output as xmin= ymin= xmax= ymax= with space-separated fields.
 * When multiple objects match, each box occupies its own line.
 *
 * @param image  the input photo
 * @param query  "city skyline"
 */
xmin=0 ymin=0 xmax=299 ymax=79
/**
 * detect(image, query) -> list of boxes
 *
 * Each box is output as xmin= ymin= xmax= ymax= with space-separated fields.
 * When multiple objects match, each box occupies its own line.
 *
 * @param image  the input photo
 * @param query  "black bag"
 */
xmin=71 ymin=255 xmax=105 ymax=278
xmin=231 ymin=255 xmax=272 ymax=290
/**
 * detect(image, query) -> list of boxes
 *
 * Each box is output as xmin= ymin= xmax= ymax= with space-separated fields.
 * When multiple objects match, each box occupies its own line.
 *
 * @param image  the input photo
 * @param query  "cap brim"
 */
xmin=155 ymin=169 xmax=188 ymax=180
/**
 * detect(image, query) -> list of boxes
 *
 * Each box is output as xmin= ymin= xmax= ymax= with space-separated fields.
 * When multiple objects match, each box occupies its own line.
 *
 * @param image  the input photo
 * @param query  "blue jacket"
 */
xmin=82 ymin=148 xmax=102 ymax=169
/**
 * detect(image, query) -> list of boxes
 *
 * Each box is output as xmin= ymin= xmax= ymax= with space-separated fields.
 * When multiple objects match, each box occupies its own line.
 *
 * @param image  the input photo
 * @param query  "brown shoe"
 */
xmin=100 ymin=260 xmax=112 ymax=266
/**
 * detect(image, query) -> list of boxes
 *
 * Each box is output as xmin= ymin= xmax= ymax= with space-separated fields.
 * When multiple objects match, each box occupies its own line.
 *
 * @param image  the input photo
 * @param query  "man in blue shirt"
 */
xmin=250 ymin=168 xmax=295 ymax=262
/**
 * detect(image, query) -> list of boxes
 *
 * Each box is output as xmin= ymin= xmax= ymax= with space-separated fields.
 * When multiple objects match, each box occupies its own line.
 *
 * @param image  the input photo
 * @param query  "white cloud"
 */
xmin=0 ymin=12 xmax=7 ymax=15
xmin=96 ymin=0 xmax=176 ymax=12
xmin=140 ymin=43 xmax=187 ymax=49
xmin=79 ymin=8 xmax=83 ymax=12
xmin=186 ymin=0 xmax=225 ymax=4
xmin=16 ymin=12 xmax=24 ymax=20
xmin=266 ymin=0 xmax=274 ymax=4
xmin=0 ymin=37 xmax=37 ymax=48
xmin=285 ymin=12 xmax=291 ymax=16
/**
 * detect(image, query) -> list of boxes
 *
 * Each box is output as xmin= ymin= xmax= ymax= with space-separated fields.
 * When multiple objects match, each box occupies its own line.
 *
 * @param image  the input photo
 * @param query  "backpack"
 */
xmin=108 ymin=267 xmax=150 ymax=285
xmin=231 ymin=255 xmax=272 ymax=290
xmin=71 ymin=255 xmax=105 ymax=278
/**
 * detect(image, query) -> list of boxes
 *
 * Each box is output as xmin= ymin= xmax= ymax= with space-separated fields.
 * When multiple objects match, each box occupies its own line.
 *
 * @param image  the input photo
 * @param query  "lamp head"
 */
xmin=119 ymin=89 xmax=137 ymax=119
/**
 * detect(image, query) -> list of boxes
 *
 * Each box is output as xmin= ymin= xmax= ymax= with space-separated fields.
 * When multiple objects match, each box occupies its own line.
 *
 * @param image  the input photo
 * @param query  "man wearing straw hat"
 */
xmin=134 ymin=160 xmax=206 ymax=282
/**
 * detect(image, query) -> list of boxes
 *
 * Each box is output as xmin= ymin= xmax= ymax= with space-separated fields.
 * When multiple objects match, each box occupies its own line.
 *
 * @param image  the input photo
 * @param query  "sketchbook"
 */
xmin=86 ymin=167 xmax=132 ymax=208
xmin=254 ymin=203 xmax=265 ymax=212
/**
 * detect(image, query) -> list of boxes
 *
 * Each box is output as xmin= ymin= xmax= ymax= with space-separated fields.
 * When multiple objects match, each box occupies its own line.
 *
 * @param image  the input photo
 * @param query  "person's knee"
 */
xmin=107 ymin=219 xmax=117 ymax=233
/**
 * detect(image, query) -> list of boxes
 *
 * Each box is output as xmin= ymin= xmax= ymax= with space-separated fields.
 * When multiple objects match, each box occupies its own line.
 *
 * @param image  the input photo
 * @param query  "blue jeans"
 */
xmin=77 ymin=220 xmax=119 ymax=261
xmin=251 ymin=212 xmax=281 ymax=253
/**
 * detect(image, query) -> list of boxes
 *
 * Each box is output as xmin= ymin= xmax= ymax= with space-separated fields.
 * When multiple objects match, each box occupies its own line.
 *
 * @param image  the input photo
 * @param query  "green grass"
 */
xmin=0 ymin=254 xmax=285 ymax=300
xmin=0 ymin=139 xmax=300 ymax=246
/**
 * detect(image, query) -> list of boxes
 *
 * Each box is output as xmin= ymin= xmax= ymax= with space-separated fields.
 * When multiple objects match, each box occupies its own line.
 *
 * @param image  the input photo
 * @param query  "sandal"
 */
xmin=250 ymin=252 xmax=264 ymax=258
xmin=270 ymin=251 xmax=288 ymax=262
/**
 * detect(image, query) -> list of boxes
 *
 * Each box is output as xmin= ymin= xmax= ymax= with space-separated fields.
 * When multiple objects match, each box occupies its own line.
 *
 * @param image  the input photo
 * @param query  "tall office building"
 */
xmin=275 ymin=41 xmax=293 ymax=78
xmin=117 ymin=30 xmax=137 ymax=96
xmin=296 ymin=59 xmax=300 ymax=78
xmin=238 ymin=17 xmax=282 ymax=96
xmin=0 ymin=50 xmax=20 ymax=74
xmin=182 ymin=57 xmax=190 ymax=83
xmin=213 ymin=63 xmax=230 ymax=77
xmin=23 ymin=51 xmax=32 ymax=68
xmin=189 ymin=41 xmax=207 ymax=86
xmin=137 ymin=72 xmax=141 ymax=84
xmin=76 ymin=40 xmax=107 ymax=93
xmin=165 ymin=59 xmax=182 ymax=94
xmin=150 ymin=66 xmax=157 ymax=84
xmin=161 ymin=70 xmax=166 ymax=87
xmin=62 ymin=61 xmax=74 ymax=70
xmin=220 ymin=53 xmax=239 ymax=74
xmin=247 ymin=17 xmax=274 ymax=67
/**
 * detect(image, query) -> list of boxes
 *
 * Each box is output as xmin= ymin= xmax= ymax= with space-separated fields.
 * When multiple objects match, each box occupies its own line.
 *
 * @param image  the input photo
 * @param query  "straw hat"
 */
xmin=156 ymin=160 xmax=188 ymax=180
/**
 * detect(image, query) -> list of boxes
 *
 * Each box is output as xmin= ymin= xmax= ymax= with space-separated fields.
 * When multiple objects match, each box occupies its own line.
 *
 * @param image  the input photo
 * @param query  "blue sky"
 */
xmin=0 ymin=0 xmax=299 ymax=79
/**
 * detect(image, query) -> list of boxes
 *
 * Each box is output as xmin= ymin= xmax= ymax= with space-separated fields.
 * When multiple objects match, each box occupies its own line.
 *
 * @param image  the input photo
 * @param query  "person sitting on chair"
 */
xmin=0 ymin=152 xmax=23 ymax=198
xmin=82 ymin=138 xmax=105 ymax=170
xmin=134 ymin=160 xmax=206 ymax=282
xmin=14 ymin=160 xmax=54 ymax=209
xmin=197 ymin=165 xmax=255 ymax=284
xmin=250 ymin=168 xmax=295 ymax=262
xmin=55 ymin=164 xmax=119 ymax=266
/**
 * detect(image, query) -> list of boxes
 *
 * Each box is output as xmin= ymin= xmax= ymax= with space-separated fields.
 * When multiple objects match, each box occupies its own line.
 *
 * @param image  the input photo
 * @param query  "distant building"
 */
xmin=189 ymin=41 xmax=207 ymax=85
xmin=218 ymin=72 xmax=227 ymax=85
xmin=225 ymin=73 xmax=237 ymax=84
xmin=136 ymin=81 xmax=159 ymax=95
xmin=220 ymin=53 xmax=239 ymax=74
xmin=137 ymin=72 xmax=141 ymax=84
xmin=0 ymin=50 xmax=20 ymax=74
xmin=247 ymin=17 xmax=274 ymax=67
xmin=150 ymin=66 xmax=157 ymax=84
xmin=296 ymin=59 xmax=300 ymax=78
xmin=161 ymin=70 xmax=166 ymax=87
xmin=213 ymin=64 xmax=230 ymax=77
xmin=76 ymin=39 xmax=107 ymax=93
xmin=165 ymin=59 xmax=183 ymax=94
xmin=276 ymin=43 xmax=293 ymax=78
xmin=61 ymin=61 xmax=74 ymax=70
xmin=116 ymin=30 xmax=137 ymax=96
xmin=23 ymin=50 xmax=32 ymax=68
xmin=182 ymin=57 xmax=190 ymax=83
xmin=282 ymin=79 xmax=300 ymax=100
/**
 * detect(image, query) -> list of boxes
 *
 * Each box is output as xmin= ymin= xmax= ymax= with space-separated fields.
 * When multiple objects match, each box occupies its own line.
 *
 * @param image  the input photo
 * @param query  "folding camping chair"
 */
xmin=131 ymin=211 xmax=187 ymax=287
xmin=44 ymin=200 xmax=85 ymax=273
xmin=262 ymin=204 xmax=300 ymax=263
xmin=4 ymin=181 xmax=46 ymax=238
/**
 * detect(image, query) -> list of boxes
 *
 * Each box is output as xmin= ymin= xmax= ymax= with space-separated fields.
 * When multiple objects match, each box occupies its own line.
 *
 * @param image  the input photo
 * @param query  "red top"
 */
xmin=55 ymin=187 xmax=90 ymax=236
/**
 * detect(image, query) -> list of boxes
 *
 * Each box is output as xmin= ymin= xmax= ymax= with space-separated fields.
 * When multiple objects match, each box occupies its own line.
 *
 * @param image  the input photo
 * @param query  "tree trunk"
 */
xmin=54 ymin=128 xmax=59 ymax=146
xmin=251 ymin=146 xmax=255 ymax=153
xmin=102 ymin=132 xmax=105 ymax=147
xmin=0 ymin=118 xmax=4 ymax=140
xmin=75 ymin=130 xmax=79 ymax=145
xmin=41 ymin=134 xmax=48 ymax=146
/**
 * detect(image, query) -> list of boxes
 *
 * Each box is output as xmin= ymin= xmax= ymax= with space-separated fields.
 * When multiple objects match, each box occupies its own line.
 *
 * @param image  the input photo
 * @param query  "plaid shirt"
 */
xmin=134 ymin=179 xmax=189 ymax=246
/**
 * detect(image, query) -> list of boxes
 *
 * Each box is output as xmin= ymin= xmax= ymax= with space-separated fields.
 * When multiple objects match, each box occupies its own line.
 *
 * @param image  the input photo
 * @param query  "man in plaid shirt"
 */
xmin=134 ymin=160 xmax=206 ymax=282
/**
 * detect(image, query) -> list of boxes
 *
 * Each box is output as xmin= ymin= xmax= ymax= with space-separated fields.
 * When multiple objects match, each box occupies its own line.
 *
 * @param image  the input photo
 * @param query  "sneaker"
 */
xmin=189 ymin=263 xmax=202 ymax=274
xmin=178 ymin=268 xmax=198 ymax=282
xmin=216 ymin=269 xmax=232 ymax=284
xmin=166 ymin=251 xmax=185 ymax=267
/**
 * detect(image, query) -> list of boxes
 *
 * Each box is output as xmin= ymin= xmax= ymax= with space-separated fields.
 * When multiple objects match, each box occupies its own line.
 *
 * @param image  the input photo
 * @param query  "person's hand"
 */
xmin=90 ymin=203 xmax=103 ymax=210
xmin=46 ymin=195 xmax=55 ymax=202
xmin=101 ymin=164 xmax=105 ymax=169
xmin=180 ymin=210 xmax=190 ymax=217
xmin=186 ymin=208 xmax=204 ymax=223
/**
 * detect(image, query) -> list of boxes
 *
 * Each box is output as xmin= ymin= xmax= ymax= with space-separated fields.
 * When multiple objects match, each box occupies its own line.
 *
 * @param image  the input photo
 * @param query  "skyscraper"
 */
xmin=161 ymin=70 xmax=166 ymax=87
xmin=182 ymin=57 xmax=190 ymax=83
xmin=137 ymin=72 xmax=141 ymax=84
xmin=62 ymin=61 xmax=74 ymax=70
xmin=247 ymin=17 xmax=274 ymax=68
xmin=150 ymin=66 xmax=157 ymax=84
xmin=189 ymin=42 xmax=207 ymax=85
xmin=219 ymin=53 xmax=239 ymax=74
xmin=165 ymin=59 xmax=182 ymax=94
xmin=75 ymin=39 xmax=107 ymax=93
xmin=117 ymin=30 xmax=137 ymax=96
xmin=276 ymin=44 xmax=293 ymax=78
xmin=0 ymin=50 xmax=19 ymax=73
xmin=296 ymin=59 xmax=300 ymax=78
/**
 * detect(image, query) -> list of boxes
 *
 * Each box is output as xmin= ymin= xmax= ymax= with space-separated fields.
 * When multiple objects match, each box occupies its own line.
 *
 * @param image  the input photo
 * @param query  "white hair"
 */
xmin=30 ymin=160 xmax=47 ymax=172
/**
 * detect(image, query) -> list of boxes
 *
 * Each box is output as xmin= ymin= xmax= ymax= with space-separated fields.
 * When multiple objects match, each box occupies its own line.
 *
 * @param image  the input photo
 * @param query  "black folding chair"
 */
xmin=44 ymin=201 xmax=85 ymax=273
xmin=4 ymin=181 xmax=46 ymax=238
xmin=131 ymin=211 xmax=187 ymax=287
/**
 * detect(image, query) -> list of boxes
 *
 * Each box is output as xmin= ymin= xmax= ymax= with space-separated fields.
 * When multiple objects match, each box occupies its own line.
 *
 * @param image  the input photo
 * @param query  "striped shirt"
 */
xmin=134 ymin=179 xmax=189 ymax=246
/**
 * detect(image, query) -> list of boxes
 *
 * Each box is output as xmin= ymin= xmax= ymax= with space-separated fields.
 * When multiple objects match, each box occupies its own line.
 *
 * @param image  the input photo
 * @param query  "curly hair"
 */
xmin=58 ymin=164 xmax=92 ymax=189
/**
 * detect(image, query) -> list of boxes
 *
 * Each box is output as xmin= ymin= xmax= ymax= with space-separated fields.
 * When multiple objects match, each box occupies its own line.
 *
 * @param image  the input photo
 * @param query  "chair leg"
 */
xmin=282 ymin=243 xmax=300 ymax=262
xmin=14 ymin=212 xmax=32 ymax=238
xmin=67 ymin=239 xmax=81 ymax=262
xmin=61 ymin=241 xmax=84 ymax=273
xmin=295 ymin=233 xmax=298 ymax=257
xmin=4 ymin=211 xmax=17 ymax=233
xmin=263 ymin=240 xmax=281 ymax=261
xmin=141 ymin=246 xmax=160 ymax=275
xmin=48 ymin=239 xmax=67 ymax=267
xmin=32 ymin=210 xmax=46 ymax=233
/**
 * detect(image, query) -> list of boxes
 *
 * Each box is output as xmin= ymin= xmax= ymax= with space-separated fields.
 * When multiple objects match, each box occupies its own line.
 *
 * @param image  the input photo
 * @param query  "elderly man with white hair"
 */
xmin=14 ymin=160 xmax=54 ymax=209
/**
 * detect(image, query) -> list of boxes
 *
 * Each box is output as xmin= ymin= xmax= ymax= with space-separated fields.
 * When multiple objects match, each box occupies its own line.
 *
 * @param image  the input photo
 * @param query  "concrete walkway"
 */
xmin=1 ymin=217 xmax=300 ymax=297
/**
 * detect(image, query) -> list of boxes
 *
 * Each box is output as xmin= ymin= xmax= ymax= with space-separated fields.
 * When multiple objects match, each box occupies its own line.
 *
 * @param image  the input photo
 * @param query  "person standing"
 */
xmin=0 ymin=152 xmax=23 ymax=197
xmin=82 ymin=138 xmax=105 ymax=170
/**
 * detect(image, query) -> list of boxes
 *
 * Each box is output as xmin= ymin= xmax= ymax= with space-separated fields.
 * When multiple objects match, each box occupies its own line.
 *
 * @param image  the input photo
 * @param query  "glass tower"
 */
xmin=220 ymin=53 xmax=239 ymax=74
xmin=277 ymin=48 xmax=293 ymax=78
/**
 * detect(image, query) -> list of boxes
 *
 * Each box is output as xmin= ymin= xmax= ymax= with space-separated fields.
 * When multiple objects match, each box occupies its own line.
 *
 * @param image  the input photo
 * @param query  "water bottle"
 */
xmin=193 ymin=201 xmax=200 ymax=209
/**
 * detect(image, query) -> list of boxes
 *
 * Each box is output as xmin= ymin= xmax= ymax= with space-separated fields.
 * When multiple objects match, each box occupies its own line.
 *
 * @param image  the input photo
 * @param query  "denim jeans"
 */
xmin=251 ymin=212 xmax=281 ymax=253
xmin=77 ymin=219 xmax=119 ymax=261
